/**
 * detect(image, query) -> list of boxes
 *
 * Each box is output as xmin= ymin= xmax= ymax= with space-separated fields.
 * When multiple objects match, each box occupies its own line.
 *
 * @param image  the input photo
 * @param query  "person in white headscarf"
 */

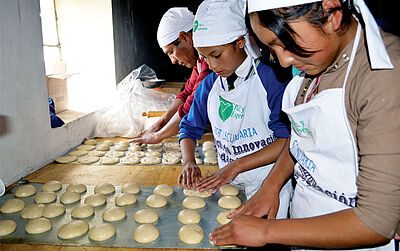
xmin=210 ymin=0 xmax=400 ymax=250
xmin=131 ymin=7 xmax=211 ymax=144
xmin=178 ymin=0 xmax=293 ymax=215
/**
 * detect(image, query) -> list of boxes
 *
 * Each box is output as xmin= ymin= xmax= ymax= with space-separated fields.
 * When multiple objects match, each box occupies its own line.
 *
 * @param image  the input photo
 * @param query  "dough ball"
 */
xmin=133 ymin=224 xmax=159 ymax=243
xmin=140 ymin=156 xmax=161 ymax=165
xmin=96 ymin=144 xmax=110 ymax=151
xmin=120 ymin=156 xmax=140 ymax=165
xmin=115 ymin=193 xmax=137 ymax=206
xmin=146 ymin=194 xmax=167 ymax=208
xmin=88 ymin=223 xmax=116 ymax=242
xmin=34 ymin=191 xmax=57 ymax=204
xmin=219 ymin=184 xmax=239 ymax=196
xmin=100 ymin=156 xmax=120 ymax=165
xmin=103 ymin=140 xmax=114 ymax=146
xmin=134 ymin=209 xmax=158 ymax=224
xmin=182 ymin=196 xmax=206 ymax=209
xmin=127 ymin=151 xmax=145 ymax=158
xmin=195 ymin=157 xmax=203 ymax=165
xmin=121 ymin=183 xmax=140 ymax=194
xmin=183 ymin=188 xmax=212 ymax=198
xmin=71 ymin=204 xmax=94 ymax=219
xmin=162 ymin=156 xmax=181 ymax=165
xmin=21 ymin=204 xmax=45 ymax=219
xmin=102 ymin=206 xmax=126 ymax=222
xmin=94 ymin=183 xmax=115 ymax=195
xmin=218 ymin=196 xmax=241 ymax=209
xmin=202 ymin=141 xmax=215 ymax=148
xmin=178 ymin=224 xmax=204 ymax=244
xmin=88 ymin=150 xmax=106 ymax=157
xmin=216 ymin=210 xmax=232 ymax=225
xmin=84 ymin=194 xmax=107 ymax=207
xmin=55 ymin=155 xmax=78 ymax=164
xmin=60 ymin=191 xmax=81 ymax=204
xmin=84 ymin=139 xmax=97 ymax=145
xmin=163 ymin=151 xmax=182 ymax=158
xmin=117 ymin=141 xmax=130 ymax=148
xmin=57 ymin=220 xmax=89 ymax=240
xmin=178 ymin=209 xmax=201 ymax=224
xmin=145 ymin=151 xmax=162 ymax=157
xmin=41 ymin=180 xmax=62 ymax=192
xmin=25 ymin=217 xmax=52 ymax=234
xmin=77 ymin=145 xmax=96 ymax=151
xmin=153 ymin=184 xmax=174 ymax=197
xmin=130 ymin=144 xmax=142 ymax=151
xmin=105 ymin=151 xmax=125 ymax=158
xmin=204 ymin=150 xmax=217 ymax=157
xmin=0 ymin=220 xmax=17 ymax=236
xmin=42 ymin=203 xmax=66 ymax=218
xmin=66 ymin=184 xmax=87 ymax=194
xmin=77 ymin=156 xmax=100 ymax=164
xmin=15 ymin=184 xmax=37 ymax=197
xmin=0 ymin=198 xmax=25 ymax=213
xmin=68 ymin=150 xmax=88 ymax=156
xmin=115 ymin=144 xmax=129 ymax=151
xmin=204 ymin=156 xmax=218 ymax=164
xmin=202 ymin=145 xmax=216 ymax=152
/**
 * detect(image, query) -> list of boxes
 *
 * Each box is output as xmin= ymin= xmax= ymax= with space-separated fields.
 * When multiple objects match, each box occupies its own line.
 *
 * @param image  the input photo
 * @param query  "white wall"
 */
xmin=0 ymin=0 xmax=99 ymax=187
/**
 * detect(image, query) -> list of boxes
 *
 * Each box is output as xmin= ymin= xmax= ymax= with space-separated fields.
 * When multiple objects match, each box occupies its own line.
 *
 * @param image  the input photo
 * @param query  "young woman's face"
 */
xmin=250 ymin=13 xmax=341 ymax=76
xmin=196 ymin=38 xmax=247 ymax=78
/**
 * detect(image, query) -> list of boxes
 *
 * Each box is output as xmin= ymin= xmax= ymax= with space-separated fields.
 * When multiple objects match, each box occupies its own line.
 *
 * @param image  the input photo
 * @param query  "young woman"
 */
xmin=178 ymin=0 xmax=293 ymax=218
xmin=210 ymin=0 xmax=400 ymax=250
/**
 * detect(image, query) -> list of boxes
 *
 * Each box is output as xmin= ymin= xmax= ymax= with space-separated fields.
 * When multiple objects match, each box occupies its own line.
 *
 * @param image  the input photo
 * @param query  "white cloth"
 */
xmin=247 ymin=0 xmax=393 ymax=69
xmin=193 ymin=0 xmax=261 ymax=58
xmin=157 ymin=7 xmax=194 ymax=48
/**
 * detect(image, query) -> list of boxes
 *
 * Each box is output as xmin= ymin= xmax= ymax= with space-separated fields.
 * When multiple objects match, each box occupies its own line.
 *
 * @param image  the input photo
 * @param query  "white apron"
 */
xmin=207 ymin=59 xmax=293 ymax=219
xmin=282 ymin=24 xmax=394 ymax=250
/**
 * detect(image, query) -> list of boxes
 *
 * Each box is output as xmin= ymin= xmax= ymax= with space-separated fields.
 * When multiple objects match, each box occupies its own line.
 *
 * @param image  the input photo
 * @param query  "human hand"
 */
xmin=196 ymin=164 xmax=238 ymax=193
xmin=130 ymin=131 xmax=162 ymax=144
xmin=178 ymin=162 xmax=202 ymax=189
xmin=209 ymin=215 xmax=269 ymax=247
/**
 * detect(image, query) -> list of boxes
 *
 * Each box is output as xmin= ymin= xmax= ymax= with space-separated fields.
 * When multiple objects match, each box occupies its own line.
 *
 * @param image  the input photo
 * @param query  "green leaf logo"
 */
xmin=193 ymin=20 xmax=198 ymax=32
xmin=218 ymin=96 xmax=233 ymax=122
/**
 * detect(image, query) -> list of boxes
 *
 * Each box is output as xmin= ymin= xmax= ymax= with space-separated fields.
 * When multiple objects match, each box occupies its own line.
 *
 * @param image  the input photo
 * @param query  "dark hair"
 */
xmin=256 ymin=1 xmax=355 ymax=57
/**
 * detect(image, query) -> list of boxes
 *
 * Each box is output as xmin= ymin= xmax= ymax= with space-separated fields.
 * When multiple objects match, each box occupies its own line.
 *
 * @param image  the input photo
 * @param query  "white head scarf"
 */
xmin=247 ymin=0 xmax=393 ymax=69
xmin=193 ymin=0 xmax=261 ymax=58
xmin=157 ymin=7 xmax=194 ymax=48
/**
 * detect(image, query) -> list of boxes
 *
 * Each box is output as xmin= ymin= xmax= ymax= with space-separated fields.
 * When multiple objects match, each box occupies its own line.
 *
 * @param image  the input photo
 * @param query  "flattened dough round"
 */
xmin=202 ymin=145 xmax=216 ymax=152
xmin=182 ymin=196 xmax=206 ymax=209
xmin=105 ymin=151 xmax=125 ymax=158
xmin=57 ymin=220 xmax=89 ymax=239
xmin=217 ymin=210 xmax=232 ymax=225
xmin=145 ymin=151 xmax=161 ymax=157
xmin=100 ymin=156 xmax=119 ymax=165
xmin=133 ymin=224 xmax=159 ymax=243
xmin=21 ymin=204 xmax=45 ymax=219
xmin=71 ymin=204 xmax=94 ymax=219
xmin=88 ymin=223 xmax=116 ymax=241
xmin=103 ymin=140 xmax=114 ymax=146
xmin=120 ymin=156 xmax=140 ymax=165
xmin=202 ymin=141 xmax=215 ymax=148
xmin=121 ymin=183 xmax=140 ymax=194
xmin=219 ymin=184 xmax=239 ymax=196
xmin=115 ymin=144 xmax=128 ymax=151
xmin=204 ymin=156 xmax=218 ymax=164
xmin=115 ymin=193 xmax=137 ymax=206
xmin=66 ymin=184 xmax=87 ymax=194
xmin=41 ymin=180 xmax=62 ymax=192
xmin=0 ymin=220 xmax=17 ymax=236
xmin=162 ymin=156 xmax=181 ymax=164
xmin=134 ymin=209 xmax=158 ymax=224
xmin=15 ymin=184 xmax=37 ymax=197
xmin=77 ymin=156 xmax=99 ymax=164
xmin=42 ymin=203 xmax=66 ymax=218
xmin=153 ymin=184 xmax=174 ymax=197
xmin=117 ymin=141 xmax=130 ymax=148
xmin=147 ymin=143 xmax=163 ymax=148
xmin=88 ymin=150 xmax=106 ymax=157
xmin=34 ymin=191 xmax=57 ymax=204
xmin=218 ymin=196 xmax=241 ymax=209
xmin=77 ymin=145 xmax=96 ymax=151
xmin=146 ymin=194 xmax=167 ymax=208
xmin=96 ymin=144 xmax=110 ymax=151
xmin=130 ymin=144 xmax=142 ymax=151
xmin=84 ymin=139 xmax=97 ymax=145
xmin=204 ymin=150 xmax=217 ymax=157
xmin=127 ymin=151 xmax=145 ymax=158
xmin=102 ymin=206 xmax=126 ymax=222
xmin=183 ymin=188 xmax=212 ymax=198
xmin=163 ymin=151 xmax=182 ymax=158
xmin=0 ymin=198 xmax=25 ymax=213
xmin=140 ymin=156 xmax=161 ymax=164
xmin=68 ymin=150 xmax=88 ymax=156
xmin=55 ymin=155 xmax=78 ymax=163
xmin=25 ymin=217 xmax=52 ymax=234
xmin=60 ymin=191 xmax=81 ymax=204
xmin=178 ymin=224 xmax=204 ymax=244
xmin=84 ymin=194 xmax=107 ymax=207
xmin=164 ymin=142 xmax=180 ymax=149
xmin=193 ymin=157 xmax=202 ymax=165
xmin=94 ymin=183 xmax=115 ymax=195
xmin=178 ymin=209 xmax=201 ymax=224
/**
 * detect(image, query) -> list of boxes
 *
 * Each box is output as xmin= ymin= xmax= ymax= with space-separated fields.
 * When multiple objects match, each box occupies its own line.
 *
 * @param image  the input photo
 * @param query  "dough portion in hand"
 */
xmin=77 ymin=156 xmax=100 ymax=164
xmin=55 ymin=155 xmax=78 ymax=163
xmin=15 ymin=184 xmax=37 ymax=197
xmin=34 ymin=191 xmax=57 ymax=204
xmin=216 ymin=210 xmax=232 ymax=225
xmin=121 ymin=183 xmax=140 ymax=194
xmin=134 ymin=209 xmax=158 ymax=223
xmin=88 ymin=223 xmax=116 ymax=241
xmin=68 ymin=150 xmax=88 ymax=156
xmin=115 ymin=193 xmax=137 ymax=206
xmin=183 ymin=188 xmax=212 ymax=198
xmin=25 ymin=217 xmax=52 ymax=234
xmin=218 ymin=196 xmax=241 ymax=209
xmin=178 ymin=224 xmax=204 ymax=244
xmin=219 ymin=184 xmax=239 ymax=196
xmin=84 ymin=194 xmax=107 ymax=207
xmin=153 ymin=184 xmax=174 ymax=197
xmin=41 ymin=180 xmax=62 ymax=192
xmin=0 ymin=220 xmax=17 ymax=236
xmin=102 ymin=206 xmax=126 ymax=222
xmin=66 ymin=184 xmax=87 ymax=194
xmin=140 ymin=156 xmax=161 ymax=165
xmin=42 ymin=203 xmax=66 ymax=218
xmin=57 ymin=220 xmax=89 ymax=239
xmin=60 ymin=191 xmax=81 ymax=204
xmin=94 ymin=183 xmax=115 ymax=195
xmin=71 ymin=204 xmax=94 ymax=219
xmin=0 ymin=198 xmax=25 ymax=213
xmin=182 ymin=196 xmax=206 ymax=209
xmin=21 ymin=204 xmax=45 ymax=219
xmin=178 ymin=209 xmax=201 ymax=224
xmin=133 ymin=224 xmax=159 ymax=243
xmin=146 ymin=194 xmax=167 ymax=208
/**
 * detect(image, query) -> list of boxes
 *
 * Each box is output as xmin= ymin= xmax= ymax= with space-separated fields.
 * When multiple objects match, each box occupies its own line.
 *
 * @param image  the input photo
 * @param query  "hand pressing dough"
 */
xmin=182 ymin=196 xmax=206 ymax=209
xmin=216 ymin=210 xmax=232 ymax=225
xmin=88 ymin=223 xmax=116 ymax=241
xmin=84 ymin=139 xmax=97 ymax=145
xmin=102 ymin=206 xmax=126 ymax=222
xmin=42 ymin=203 xmax=66 ymax=218
xmin=100 ymin=156 xmax=120 ymax=165
xmin=88 ymin=150 xmax=106 ymax=157
xmin=14 ymin=184 xmax=37 ymax=197
xmin=121 ymin=183 xmax=140 ymax=194
xmin=178 ymin=209 xmax=201 ymax=224
xmin=145 ymin=151 xmax=162 ymax=157
xmin=78 ymin=156 xmax=100 ymax=164
xmin=183 ymin=188 xmax=212 ymax=198
xmin=146 ymin=194 xmax=167 ymax=208
xmin=115 ymin=193 xmax=137 ymax=206
xmin=25 ymin=217 xmax=52 ymax=234
xmin=103 ymin=140 xmax=114 ymax=146
xmin=34 ymin=191 xmax=57 ymax=204
xmin=162 ymin=156 xmax=181 ymax=164
xmin=140 ymin=156 xmax=161 ymax=165
xmin=218 ymin=196 xmax=241 ymax=209
xmin=57 ymin=220 xmax=89 ymax=239
xmin=94 ymin=183 xmax=115 ymax=195
xmin=105 ymin=151 xmax=125 ymax=158
xmin=68 ymin=150 xmax=88 ymax=156
xmin=84 ymin=194 xmax=107 ymax=207
xmin=204 ymin=156 xmax=218 ymax=164
xmin=77 ymin=145 xmax=96 ymax=151
xmin=41 ymin=180 xmax=62 ymax=192
xmin=115 ymin=144 xmax=129 ymax=151
xmin=120 ymin=156 xmax=140 ymax=165
xmin=127 ymin=151 xmax=145 ymax=158
xmin=219 ymin=184 xmax=239 ymax=196
xmin=21 ymin=204 xmax=45 ymax=219
xmin=134 ymin=209 xmax=158 ymax=224
xmin=0 ymin=220 xmax=17 ymax=236
xmin=71 ymin=204 xmax=94 ymax=219
xmin=55 ymin=155 xmax=78 ymax=163
xmin=178 ymin=224 xmax=204 ymax=244
xmin=0 ymin=198 xmax=25 ymax=213
xmin=96 ymin=144 xmax=110 ymax=151
xmin=60 ymin=191 xmax=81 ymax=204
xmin=66 ymin=184 xmax=87 ymax=194
xmin=204 ymin=150 xmax=217 ymax=157
xmin=153 ymin=184 xmax=174 ymax=197
xmin=133 ymin=224 xmax=159 ymax=243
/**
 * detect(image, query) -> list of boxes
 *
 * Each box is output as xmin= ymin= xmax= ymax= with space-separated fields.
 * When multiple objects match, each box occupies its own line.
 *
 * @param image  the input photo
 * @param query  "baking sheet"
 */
xmin=0 ymin=183 xmax=245 ymax=249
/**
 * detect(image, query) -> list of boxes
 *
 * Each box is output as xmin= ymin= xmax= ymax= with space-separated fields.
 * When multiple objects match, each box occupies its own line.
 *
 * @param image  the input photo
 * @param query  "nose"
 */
xmin=170 ymin=55 xmax=178 ymax=65
xmin=275 ymin=48 xmax=294 ymax=68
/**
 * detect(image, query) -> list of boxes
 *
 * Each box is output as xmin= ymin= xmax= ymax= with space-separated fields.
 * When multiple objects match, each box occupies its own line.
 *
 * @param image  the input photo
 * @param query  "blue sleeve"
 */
xmin=178 ymin=73 xmax=217 ymax=143
xmin=257 ymin=61 xmax=290 ymax=139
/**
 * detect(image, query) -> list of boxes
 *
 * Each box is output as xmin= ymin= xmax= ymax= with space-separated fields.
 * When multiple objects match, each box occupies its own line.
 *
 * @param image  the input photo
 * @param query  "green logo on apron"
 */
xmin=218 ymin=96 xmax=233 ymax=122
xmin=193 ymin=20 xmax=198 ymax=32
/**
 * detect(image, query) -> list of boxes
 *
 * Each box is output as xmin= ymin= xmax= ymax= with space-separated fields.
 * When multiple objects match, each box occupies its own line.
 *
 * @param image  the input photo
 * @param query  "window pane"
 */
xmin=40 ymin=0 xmax=58 ymax=45
xmin=43 ymin=46 xmax=60 ymax=75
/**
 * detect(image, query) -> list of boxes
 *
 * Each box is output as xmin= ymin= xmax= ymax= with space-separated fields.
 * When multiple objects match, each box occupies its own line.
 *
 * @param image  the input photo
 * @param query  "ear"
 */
xmin=322 ymin=0 xmax=343 ymax=32
xmin=179 ymin=31 xmax=193 ymax=46
xmin=236 ymin=36 xmax=246 ymax=49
